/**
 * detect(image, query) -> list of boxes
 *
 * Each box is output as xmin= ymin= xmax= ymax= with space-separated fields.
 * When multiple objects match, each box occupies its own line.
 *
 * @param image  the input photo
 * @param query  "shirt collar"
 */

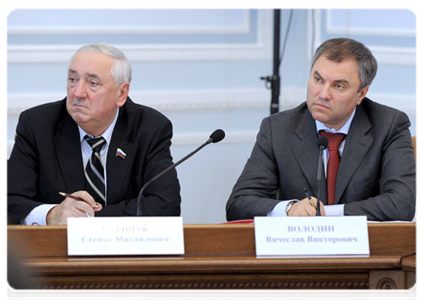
xmin=78 ymin=109 xmax=119 ymax=145
xmin=315 ymin=108 xmax=356 ymax=135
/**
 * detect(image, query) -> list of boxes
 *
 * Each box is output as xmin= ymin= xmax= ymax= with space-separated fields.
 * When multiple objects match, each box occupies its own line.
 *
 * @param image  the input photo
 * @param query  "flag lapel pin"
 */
xmin=116 ymin=148 xmax=127 ymax=159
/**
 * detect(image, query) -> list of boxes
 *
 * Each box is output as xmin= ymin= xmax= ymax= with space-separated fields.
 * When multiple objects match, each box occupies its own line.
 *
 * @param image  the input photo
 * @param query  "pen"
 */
xmin=59 ymin=192 xmax=82 ymax=201
xmin=304 ymin=188 xmax=316 ymax=208
xmin=59 ymin=192 xmax=99 ymax=208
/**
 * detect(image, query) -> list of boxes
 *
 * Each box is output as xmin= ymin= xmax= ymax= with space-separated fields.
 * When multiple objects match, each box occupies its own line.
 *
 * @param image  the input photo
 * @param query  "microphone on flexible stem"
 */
xmin=136 ymin=129 xmax=225 ymax=216
xmin=316 ymin=136 xmax=328 ymax=216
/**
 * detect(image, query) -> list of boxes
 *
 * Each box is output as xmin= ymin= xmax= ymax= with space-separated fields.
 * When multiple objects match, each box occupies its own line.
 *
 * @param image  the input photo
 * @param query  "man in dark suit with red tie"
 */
xmin=8 ymin=44 xmax=181 ymax=225
xmin=226 ymin=38 xmax=415 ymax=221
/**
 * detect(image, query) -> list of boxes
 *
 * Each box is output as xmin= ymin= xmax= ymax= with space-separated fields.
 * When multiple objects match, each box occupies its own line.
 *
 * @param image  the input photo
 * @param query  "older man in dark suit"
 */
xmin=8 ymin=44 xmax=181 ymax=225
xmin=226 ymin=38 xmax=415 ymax=221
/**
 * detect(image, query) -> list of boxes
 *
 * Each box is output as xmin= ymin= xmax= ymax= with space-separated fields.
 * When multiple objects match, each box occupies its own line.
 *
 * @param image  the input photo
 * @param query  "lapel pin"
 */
xmin=116 ymin=148 xmax=127 ymax=159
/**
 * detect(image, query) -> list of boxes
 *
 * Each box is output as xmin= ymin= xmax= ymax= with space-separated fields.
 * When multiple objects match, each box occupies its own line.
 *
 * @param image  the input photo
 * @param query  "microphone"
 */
xmin=136 ymin=129 xmax=225 ymax=216
xmin=207 ymin=129 xmax=225 ymax=144
xmin=316 ymin=136 xmax=328 ymax=216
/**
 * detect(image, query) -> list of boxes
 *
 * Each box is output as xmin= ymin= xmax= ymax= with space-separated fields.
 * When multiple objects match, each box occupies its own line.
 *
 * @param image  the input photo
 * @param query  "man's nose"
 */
xmin=318 ymin=84 xmax=331 ymax=100
xmin=73 ymin=81 xmax=87 ymax=99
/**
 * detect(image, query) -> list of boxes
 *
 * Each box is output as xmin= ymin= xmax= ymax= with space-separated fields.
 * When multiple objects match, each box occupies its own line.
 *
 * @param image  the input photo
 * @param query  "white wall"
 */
xmin=7 ymin=9 xmax=416 ymax=224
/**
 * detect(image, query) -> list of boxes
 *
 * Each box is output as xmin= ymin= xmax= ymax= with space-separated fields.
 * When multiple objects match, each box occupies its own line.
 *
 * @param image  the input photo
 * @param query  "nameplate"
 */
xmin=254 ymin=216 xmax=369 ymax=257
xmin=67 ymin=217 xmax=184 ymax=256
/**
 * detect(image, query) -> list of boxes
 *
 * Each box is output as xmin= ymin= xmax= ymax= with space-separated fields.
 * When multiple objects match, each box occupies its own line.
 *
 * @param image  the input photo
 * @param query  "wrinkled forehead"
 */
xmin=310 ymin=56 xmax=361 ymax=87
xmin=68 ymin=51 xmax=114 ymax=80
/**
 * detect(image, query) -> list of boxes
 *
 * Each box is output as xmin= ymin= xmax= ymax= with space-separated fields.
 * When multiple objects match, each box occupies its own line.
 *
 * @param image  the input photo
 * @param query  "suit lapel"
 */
xmin=106 ymin=107 xmax=134 ymax=204
xmin=336 ymin=105 xmax=373 ymax=203
xmin=291 ymin=110 xmax=326 ymax=200
xmin=54 ymin=101 xmax=135 ymax=203
xmin=55 ymin=114 xmax=85 ymax=192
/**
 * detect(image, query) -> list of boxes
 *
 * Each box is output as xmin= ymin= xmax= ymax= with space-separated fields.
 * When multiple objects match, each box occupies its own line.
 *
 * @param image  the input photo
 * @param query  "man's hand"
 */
xmin=287 ymin=197 xmax=326 ymax=216
xmin=46 ymin=191 xmax=102 ymax=225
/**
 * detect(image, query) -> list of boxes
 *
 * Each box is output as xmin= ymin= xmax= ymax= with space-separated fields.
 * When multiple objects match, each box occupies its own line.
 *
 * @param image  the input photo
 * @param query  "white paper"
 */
xmin=67 ymin=217 xmax=185 ymax=256
xmin=254 ymin=216 xmax=369 ymax=258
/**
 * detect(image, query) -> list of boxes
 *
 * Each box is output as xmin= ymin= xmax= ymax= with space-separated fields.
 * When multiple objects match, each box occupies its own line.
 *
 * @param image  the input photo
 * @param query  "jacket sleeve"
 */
xmin=226 ymin=117 xmax=282 ymax=221
xmin=343 ymin=110 xmax=416 ymax=221
xmin=8 ymin=111 xmax=43 ymax=224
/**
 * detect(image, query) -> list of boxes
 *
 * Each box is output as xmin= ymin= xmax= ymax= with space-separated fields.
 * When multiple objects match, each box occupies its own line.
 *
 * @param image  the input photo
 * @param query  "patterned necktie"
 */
xmin=319 ymin=131 xmax=345 ymax=205
xmin=84 ymin=135 xmax=106 ymax=206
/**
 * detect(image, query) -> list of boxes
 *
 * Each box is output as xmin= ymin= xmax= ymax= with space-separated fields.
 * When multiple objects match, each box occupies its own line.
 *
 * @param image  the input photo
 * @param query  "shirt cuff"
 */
xmin=22 ymin=204 xmax=57 ymax=225
xmin=324 ymin=204 xmax=345 ymax=216
xmin=268 ymin=200 xmax=299 ymax=217
xmin=268 ymin=202 xmax=345 ymax=217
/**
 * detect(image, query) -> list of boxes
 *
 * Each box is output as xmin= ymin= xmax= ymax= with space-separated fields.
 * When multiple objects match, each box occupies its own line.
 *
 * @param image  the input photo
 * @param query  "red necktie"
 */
xmin=319 ymin=131 xmax=345 ymax=205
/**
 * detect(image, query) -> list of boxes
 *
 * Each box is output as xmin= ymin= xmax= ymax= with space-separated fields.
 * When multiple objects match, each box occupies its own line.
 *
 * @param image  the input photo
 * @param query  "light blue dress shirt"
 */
xmin=269 ymin=109 xmax=356 ymax=217
xmin=22 ymin=110 xmax=119 ymax=225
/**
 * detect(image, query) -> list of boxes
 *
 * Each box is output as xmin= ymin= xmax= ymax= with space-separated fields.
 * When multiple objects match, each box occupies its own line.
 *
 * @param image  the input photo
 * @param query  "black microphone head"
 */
xmin=317 ymin=136 xmax=328 ymax=150
xmin=210 ymin=129 xmax=225 ymax=143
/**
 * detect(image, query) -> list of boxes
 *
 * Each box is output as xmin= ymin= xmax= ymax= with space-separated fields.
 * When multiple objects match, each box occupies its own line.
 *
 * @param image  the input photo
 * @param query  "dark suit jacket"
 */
xmin=226 ymin=98 xmax=416 ymax=221
xmin=8 ymin=97 xmax=181 ymax=224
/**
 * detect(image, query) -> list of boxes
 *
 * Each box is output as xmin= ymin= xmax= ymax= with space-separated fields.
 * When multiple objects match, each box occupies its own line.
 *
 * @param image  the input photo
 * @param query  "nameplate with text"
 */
xmin=254 ymin=216 xmax=369 ymax=257
xmin=67 ymin=217 xmax=184 ymax=256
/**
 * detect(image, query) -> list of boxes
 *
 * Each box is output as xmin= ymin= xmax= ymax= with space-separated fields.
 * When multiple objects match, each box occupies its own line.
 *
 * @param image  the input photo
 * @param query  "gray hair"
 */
xmin=70 ymin=43 xmax=132 ymax=87
xmin=312 ymin=38 xmax=377 ymax=91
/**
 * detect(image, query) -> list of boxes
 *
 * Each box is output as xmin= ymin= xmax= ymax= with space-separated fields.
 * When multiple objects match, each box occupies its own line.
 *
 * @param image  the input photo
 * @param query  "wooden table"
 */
xmin=7 ymin=223 xmax=415 ymax=289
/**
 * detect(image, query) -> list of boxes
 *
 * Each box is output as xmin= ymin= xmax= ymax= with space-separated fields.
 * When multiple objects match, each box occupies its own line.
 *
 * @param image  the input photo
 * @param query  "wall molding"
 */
xmin=326 ymin=10 xmax=416 ymax=38
xmin=7 ymin=87 xmax=306 ymax=116
xmin=7 ymin=11 xmax=272 ymax=63
xmin=8 ymin=10 xmax=251 ymax=35
xmin=7 ymin=88 xmax=414 ymax=116
xmin=7 ymin=43 xmax=272 ymax=63
xmin=7 ymin=88 xmax=416 ymax=156
xmin=310 ymin=10 xmax=416 ymax=66
xmin=327 ymin=26 xmax=416 ymax=38
xmin=368 ymin=45 xmax=416 ymax=66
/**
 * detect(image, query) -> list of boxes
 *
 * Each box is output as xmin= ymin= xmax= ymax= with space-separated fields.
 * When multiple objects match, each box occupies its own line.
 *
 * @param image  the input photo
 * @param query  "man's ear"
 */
xmin=117 ymin=83 xmax=130 ymax=107
xmin=357 ymin=85 xmax=369 ymax=105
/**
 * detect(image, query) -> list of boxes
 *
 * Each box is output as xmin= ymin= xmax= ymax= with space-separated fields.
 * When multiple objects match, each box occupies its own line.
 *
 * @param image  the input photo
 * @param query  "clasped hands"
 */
xmin=46 ymin=190 xmax=103 ymax=225
xmin=287 ymin=197 xmax=326 ymax=217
